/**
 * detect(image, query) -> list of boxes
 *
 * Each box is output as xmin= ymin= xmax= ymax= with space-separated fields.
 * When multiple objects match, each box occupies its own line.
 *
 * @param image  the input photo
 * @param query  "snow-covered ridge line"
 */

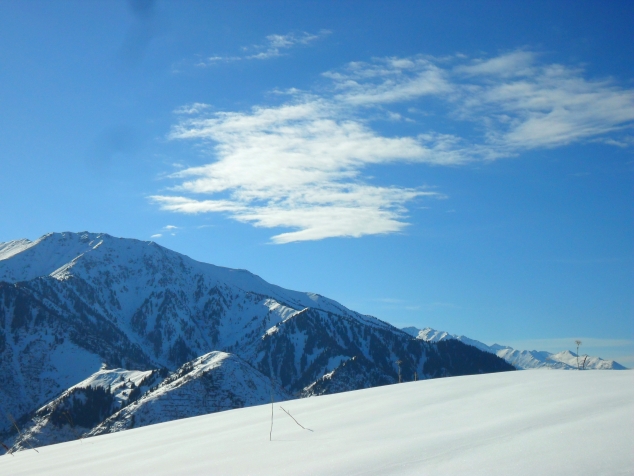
xmin=7 ymin=367 xmax=161 ymax=451
xmin=0 ymin=231 xmax=371 ymax=321
xmin=403 ymin=326 xmax=627 ymax=370
xmin=0 ymin=231 xmax=514 ymax=451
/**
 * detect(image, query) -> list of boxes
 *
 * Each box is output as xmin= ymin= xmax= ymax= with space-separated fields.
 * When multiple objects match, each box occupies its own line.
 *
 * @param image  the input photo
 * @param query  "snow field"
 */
xmin=1 ymin=369 xmax=631 ymax=475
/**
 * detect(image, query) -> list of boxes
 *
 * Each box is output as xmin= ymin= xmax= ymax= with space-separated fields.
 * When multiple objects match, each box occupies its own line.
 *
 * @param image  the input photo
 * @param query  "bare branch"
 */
xmin=6 ymin=413 xmax=39 ymax=454
xmin=279 ymin=406 xmax=313 ymax=432
xmin=1 ymin=441 xmax=14 ymax=456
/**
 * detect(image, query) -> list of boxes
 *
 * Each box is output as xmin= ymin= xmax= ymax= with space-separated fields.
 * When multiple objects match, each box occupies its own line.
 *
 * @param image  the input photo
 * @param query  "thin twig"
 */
xmin=279 ymin=406 xmax=313 ymax=432
xmin=63 ymin=411 xmax=84 ymax=443
xmin=1 ymin=441 xmax=14 ymax=456
xmin=7 ymin=413 xmax=39 ymax=453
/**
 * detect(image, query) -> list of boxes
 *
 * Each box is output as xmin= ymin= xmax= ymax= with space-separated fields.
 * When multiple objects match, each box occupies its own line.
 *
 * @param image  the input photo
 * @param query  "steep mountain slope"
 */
xmin=0 ymin=281 xmax=153 ymax=434
xmin=1 ymin=232 xmax=514 ymax=450
xmin=404 ymin=326 xmax=627 ymax=370
xmin=89 ymin=351 xmax=289 ymax=437
xmin=9 ymin=368 xmax=161 ymax=451
xmin=255 ymin=309 xmax=512 ymax=396
xmin=0 ymin=232 xmax=390 ymax=368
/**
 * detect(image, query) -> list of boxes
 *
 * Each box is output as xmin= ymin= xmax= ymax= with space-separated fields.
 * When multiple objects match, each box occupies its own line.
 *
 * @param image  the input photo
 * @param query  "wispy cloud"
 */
xmin=327 ymin=51 xmax=634 ymax=152
xmin=150 ymin=225 xmax=179 ymax=239
xmin=153 ymin=99 xmax=444 ymax=243
xmin=173 ymin=103 xmax=210 ymax=115
xmin=154 ymin=50 xmax=634 ymax=243
xmin=193 ymin=30 xmax=331 ymax=66
xmin=246 ymin=30 xmax=330 ymax=60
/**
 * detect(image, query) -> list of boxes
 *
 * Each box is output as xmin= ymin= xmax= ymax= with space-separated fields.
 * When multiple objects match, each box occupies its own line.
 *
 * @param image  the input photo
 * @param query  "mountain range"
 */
xmin=0 ymin=231 xmax=513 ymax=451
xmin=402 ymin=327 xmax=626 ymax=370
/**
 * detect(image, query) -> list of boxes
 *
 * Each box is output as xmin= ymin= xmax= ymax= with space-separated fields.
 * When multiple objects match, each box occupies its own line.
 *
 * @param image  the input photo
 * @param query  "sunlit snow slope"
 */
xmin=1 ymin=370 xmax=631 ymax=476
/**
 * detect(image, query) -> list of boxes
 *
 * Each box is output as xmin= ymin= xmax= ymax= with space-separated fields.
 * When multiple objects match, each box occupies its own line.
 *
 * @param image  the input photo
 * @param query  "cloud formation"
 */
xmin=152 ymin=100 xmax=441 ymax=243
xmin=149 ymin=225 xmax=180 ymax=239
xmin=195 ymin=30 xmax=330 ymax=66
xmin=327 ymin=52 xmax=634 ymax=152
xmin=154 ymin=51 xmax=634 ymax=243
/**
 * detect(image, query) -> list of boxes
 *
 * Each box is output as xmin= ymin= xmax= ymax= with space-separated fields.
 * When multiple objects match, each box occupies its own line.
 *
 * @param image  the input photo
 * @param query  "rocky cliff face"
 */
xmin=0 ymin=232 xmax=514 ymax=451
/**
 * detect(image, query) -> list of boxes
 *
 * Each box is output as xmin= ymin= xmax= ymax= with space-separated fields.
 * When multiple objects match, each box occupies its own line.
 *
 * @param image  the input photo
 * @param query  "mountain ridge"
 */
xmin=403 ymin=326 xmax=627 ymax=370
xmin=0 ymin=231 xmax=514 ymax=451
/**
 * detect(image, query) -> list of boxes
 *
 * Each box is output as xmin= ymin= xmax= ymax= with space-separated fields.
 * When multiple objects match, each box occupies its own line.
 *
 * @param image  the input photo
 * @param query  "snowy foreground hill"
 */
xmin=1 ymin=370 xmax=631 ymax=476
xmin=0 ymin=232 xmax=512 ymax=451
xmin=403 ymin=327 xmax=627 ymax=370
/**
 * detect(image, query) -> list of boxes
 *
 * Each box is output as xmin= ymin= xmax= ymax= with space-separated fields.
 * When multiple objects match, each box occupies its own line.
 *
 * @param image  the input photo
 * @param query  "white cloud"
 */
xmin=155 ymin=50 xmax=634 ymax=243
xmin=325 ymin=53 xmax=634 ymax=151
xmin=454 ymin=50 xmax=537 ymax=77
xmin=151 ymin=99 xmax=442 ymax=243
xmin=151 ymin=233 xmax=162 ymax=238
xmin=325 ymin=57 xmax=453 ymax=105
xmin=195 ymin=30 xmax=331 ymax=66
xmin=173 ymin=103 xmax=211 ymax=115
xmin=246 ymin=31 xmax=330 ymax=60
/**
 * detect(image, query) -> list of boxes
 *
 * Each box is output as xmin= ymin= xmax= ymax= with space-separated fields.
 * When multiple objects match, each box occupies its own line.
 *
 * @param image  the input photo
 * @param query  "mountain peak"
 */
xmin=404 ymin=326 xmax=627 ymax=371
xmin=0 ymin=231 xmax=516 ymax=452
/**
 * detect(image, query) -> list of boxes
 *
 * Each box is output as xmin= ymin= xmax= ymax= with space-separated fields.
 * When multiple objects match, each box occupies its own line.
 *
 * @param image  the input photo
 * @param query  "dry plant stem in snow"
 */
xmin=1 ymin=441 xmax=13 ymax=456
xmin=7 ymin=413 xmax=39 ymax=454
xmin=575 ymin=340 xmax=582 ymax=370
xmin=63 ymin=411 xmax=85 ymax=443
xmin=279 ymin=407 xmax=313 ymax=432
xmin=269 ymin=380 xmax=274 ymax=442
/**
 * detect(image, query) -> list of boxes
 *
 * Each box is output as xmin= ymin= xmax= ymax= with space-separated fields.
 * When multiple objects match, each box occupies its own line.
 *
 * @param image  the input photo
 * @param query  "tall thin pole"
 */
xmin=269 ymin=381 xmax=274 ymax=441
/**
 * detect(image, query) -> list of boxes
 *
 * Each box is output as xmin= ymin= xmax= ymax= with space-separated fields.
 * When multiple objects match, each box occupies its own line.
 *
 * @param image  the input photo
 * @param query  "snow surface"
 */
xmin=1 ymin=370 xmax=631 ymax=475
xmin=74 ymin=368 xmax=154 ymax=405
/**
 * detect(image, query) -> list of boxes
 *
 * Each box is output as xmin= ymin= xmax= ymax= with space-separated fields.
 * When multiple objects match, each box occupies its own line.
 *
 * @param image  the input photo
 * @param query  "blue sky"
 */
xmin=1 ymin=1 xmax=632 ymax=364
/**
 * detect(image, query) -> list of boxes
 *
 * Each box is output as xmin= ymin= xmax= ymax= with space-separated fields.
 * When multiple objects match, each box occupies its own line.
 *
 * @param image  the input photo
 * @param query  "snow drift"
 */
xmin=1 ymin=370 xmax=631 ymax=476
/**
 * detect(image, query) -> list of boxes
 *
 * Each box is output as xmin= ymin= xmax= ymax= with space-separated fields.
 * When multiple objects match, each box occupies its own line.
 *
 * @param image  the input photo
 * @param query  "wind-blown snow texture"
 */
xmin=402 ymin=326 xmax=627 ymax=370
xmin=0 ymin=232 xmax=513 ymax=450
xmin=1 ymin=370 xmax=631 ymax=476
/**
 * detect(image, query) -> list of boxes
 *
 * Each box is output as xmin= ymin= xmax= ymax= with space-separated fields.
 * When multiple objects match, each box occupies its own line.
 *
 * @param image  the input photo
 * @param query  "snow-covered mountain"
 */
xmin=9 ymin=367 xmax=162 ymax=451
xmin=402 ymin=326 xmax=627 ymax=370
xmin=0 ymin=232 xmax=514 ymax=451
xmin=88 ymin=351 xmax=290 ymax=437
